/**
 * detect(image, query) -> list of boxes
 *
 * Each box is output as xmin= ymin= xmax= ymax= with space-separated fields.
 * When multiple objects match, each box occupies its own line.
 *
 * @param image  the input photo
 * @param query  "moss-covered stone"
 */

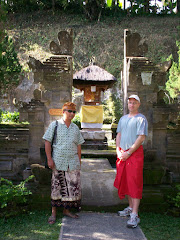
xmin=143 ymin=167 xmax=166 ymax=184
xmin=31 ymin=164 xmax=52 ymax=185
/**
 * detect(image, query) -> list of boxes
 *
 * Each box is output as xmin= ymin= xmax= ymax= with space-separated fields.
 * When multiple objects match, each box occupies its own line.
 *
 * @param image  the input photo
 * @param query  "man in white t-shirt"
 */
xmin=114 ymin=95 xmax=148 ymax=228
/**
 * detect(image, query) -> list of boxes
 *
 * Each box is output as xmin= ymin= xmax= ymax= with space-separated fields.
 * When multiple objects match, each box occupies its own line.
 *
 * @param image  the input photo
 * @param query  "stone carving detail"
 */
xmin=125 ymin=30 xmax=148 ymax=57
xmin=157 ymin=59 xmax=172 ymax=72
xmin=141 ymin=71 xmax=153 ymax=85
xmin=50 ymin=29 xmax=73 ymax=55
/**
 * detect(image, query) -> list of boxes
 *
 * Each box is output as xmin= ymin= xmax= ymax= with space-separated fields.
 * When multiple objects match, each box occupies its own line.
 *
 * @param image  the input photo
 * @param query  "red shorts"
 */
xmin=114 ymin=145 xmax=144 ymax=199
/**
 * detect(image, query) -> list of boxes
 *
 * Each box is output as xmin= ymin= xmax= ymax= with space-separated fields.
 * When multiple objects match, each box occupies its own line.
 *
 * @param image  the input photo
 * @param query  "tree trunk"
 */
xmin=144 ymin=0 xmax=150 ymax=13
xmin=177 ymin=0 xmax=180 ymax=13
xmin=124 ymin=0 xmax=126 ymax=10
xmin=52 ymin=0 xmax=55 ymax=14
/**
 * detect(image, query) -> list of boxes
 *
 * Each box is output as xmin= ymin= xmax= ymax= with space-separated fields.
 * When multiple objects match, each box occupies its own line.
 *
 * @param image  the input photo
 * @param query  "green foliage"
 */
xmin=72 ymin=112 xmax=81 ymax=128
xmin=107 ymin=0 xmax=112 ymax=8
xmin=0 ymin=5 xmax=22 ymax=93
xmin=103 ymin=91 xmax=122 ymax=124
xmin=172 ymin=185 xmax=180 ymax=208
xmin=166 ymin=41 xmax=180 ymax=99
xmin=0 ymin=109 xmax=2 ymax=122
xmin=1 ymin=0 xmax=179 ymax=16
xmin=0 ymin=176 xmax=34 ymax=209
xmin=168 ymin=184 xmax=180 ymax=209
xmin=0 ymin=5 xmax=6 ymax=42
xmin=0 ymin=111 xmax=19 ymax=123
xmin=0 ymin=34 xmax=22 ymax=93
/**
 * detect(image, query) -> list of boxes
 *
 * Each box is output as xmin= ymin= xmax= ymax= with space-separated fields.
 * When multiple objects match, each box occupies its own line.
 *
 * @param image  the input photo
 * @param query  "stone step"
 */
xmin=166 ymin=149 xmax=180 ymax=154
xmin=0 ymin=152 xmax=28 ymax=158
xmin=82 ymin=149 xmax=116 ymax=157
xmin=82 ymin=142 xmax=108 ymax=150
xmin=166 ymin=154 xmax=180 ymax=159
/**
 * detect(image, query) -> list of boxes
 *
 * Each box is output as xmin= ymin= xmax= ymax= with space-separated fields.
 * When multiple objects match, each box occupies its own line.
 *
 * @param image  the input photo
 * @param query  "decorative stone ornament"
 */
xmin=141 ymin=71 xmax=153 ymax=85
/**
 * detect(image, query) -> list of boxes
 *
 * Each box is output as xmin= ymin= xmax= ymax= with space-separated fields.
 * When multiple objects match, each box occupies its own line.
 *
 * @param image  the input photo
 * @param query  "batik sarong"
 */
xmin=114 ymin=145 xmax=144 ymax=199
xmin=51 ymin=168 xmax=81 ymax=210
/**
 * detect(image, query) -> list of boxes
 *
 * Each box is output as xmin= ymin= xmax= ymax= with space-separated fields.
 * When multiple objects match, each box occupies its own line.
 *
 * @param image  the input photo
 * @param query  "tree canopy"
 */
xmin=0 ymin=0 xmax=179 ymax=20
xmin=0 ymin=5 xmax=22 ymax=94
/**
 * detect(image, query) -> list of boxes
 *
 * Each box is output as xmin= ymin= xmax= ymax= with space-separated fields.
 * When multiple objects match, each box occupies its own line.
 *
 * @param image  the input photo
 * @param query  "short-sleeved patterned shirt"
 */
xmin=43 ymin=118 xmax=85 ymax=171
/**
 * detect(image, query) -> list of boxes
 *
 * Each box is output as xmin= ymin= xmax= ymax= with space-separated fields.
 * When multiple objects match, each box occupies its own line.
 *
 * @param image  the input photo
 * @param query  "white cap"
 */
xmin=128 ymin=94 xmax=140 ymax=103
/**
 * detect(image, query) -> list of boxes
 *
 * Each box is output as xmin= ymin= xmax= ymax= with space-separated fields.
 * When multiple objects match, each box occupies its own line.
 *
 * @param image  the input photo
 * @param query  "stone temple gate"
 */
xmin=122 ymin=29 xmax=180 ymax=184
xmin=0 ymin=29 xmax=179 ymax=188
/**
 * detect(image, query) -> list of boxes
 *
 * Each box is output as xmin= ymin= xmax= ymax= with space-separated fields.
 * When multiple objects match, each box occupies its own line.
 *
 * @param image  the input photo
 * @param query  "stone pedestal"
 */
xmin=81 ymin=129 xmax=108 ymax=150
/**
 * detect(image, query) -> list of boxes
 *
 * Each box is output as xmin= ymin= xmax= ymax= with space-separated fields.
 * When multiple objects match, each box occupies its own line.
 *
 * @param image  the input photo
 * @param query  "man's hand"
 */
xmin=48 ymin=158 xmax=55 ymax=169
xmin=121 ymin=151 xmax=130 ymax=161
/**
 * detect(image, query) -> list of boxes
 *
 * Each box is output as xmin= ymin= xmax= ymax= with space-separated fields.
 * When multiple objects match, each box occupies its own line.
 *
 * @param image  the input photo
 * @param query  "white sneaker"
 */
xmin=127 ymin=213 xmax=140 ymax=228
xmin=117 ymin=206 xmax=132 ymax=217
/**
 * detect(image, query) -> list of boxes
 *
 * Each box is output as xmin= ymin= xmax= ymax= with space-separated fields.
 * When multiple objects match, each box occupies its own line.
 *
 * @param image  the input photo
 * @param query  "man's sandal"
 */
xmin=48 ymin=215 xmax=56 ymax=224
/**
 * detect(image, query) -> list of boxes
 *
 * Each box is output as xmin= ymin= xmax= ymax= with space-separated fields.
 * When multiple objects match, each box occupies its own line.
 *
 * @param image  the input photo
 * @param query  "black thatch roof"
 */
xmin=73 ymin=65 xmax=117 ymax=82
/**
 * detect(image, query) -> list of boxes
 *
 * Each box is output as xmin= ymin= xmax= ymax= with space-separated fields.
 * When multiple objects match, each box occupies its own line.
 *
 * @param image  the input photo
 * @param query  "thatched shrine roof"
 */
xmin=73 ymin=65 xmax=117 ymax=89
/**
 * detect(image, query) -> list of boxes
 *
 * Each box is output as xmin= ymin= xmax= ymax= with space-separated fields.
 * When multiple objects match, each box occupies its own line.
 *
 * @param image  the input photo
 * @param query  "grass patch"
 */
xmin=0 ymin=208 xmax=179 ymax=240
xmin=140 ymin=212 xmax=180 ymax=240
xmin=0 ymin=209 xmax=62 ymax=240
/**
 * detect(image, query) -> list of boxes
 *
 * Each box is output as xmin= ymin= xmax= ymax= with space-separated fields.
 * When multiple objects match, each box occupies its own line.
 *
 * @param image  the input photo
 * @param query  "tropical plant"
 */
xmin=166 ymin=184 xmax=180 ymax=216
xmin=72 ymin=112 xmax=81 ymax=128
xmin=0 ymin=111 xmax=20 ymax=123
xmin=0 ymin=5 xmax=22 ymax=94
xmin=0 ymin=176 xmax=34 ymax=210
xmin=166 ymin=41 xmax=180 ymax=100
xmin=103 ymin=91 xmax=122 ymax=124
xmin=0 ymin=35 xmax=22 ymax=93
xmin=172 ymin=184 xmax=180 ymax=208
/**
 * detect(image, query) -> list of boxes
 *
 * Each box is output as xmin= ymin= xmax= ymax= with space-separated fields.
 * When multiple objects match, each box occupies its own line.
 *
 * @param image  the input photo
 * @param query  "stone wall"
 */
xmin=0 ymin=125 xmax=29 ymax=181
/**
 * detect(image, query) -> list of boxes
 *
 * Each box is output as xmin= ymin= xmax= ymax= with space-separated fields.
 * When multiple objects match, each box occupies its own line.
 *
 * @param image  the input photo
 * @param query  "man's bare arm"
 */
xmin=45 ymin=140 xmax=55 ymax=169
xmin=77 ymin=145 xmax=81 ymax=166
xmin=121 ymin=135 xmax=146 ymax=161
xmin=128 ymin=135 xmax=146 ymax=154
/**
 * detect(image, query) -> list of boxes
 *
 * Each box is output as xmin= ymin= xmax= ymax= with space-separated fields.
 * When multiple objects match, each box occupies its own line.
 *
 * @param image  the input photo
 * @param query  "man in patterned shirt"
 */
xmin=43 ymin=102 xmax=84 ymax=224
xmin=114 ymin=95 xmax=148 ymax=228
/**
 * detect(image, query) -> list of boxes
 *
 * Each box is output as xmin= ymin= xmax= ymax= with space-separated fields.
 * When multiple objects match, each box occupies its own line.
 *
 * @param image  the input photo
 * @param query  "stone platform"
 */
xmin=81 ymin=158 xmax=125 ymax=206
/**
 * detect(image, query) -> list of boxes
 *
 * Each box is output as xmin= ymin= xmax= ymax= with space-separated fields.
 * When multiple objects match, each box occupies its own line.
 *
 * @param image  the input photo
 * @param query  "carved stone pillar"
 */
xmin=122 ymin=29 xmax=179 ymax=184
xmin=15 ymin=30 xmax=74 ymax=164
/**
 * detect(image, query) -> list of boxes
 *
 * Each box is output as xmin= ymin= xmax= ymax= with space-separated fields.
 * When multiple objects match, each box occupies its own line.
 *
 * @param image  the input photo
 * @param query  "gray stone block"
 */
xmin=0 ymin=161 xmax=12 ymax=171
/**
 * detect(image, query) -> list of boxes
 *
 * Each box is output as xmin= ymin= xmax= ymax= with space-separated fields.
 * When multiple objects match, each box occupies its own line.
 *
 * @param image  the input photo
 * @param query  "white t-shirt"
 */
xmin=117 ymin=113 xmax=148 ymax=150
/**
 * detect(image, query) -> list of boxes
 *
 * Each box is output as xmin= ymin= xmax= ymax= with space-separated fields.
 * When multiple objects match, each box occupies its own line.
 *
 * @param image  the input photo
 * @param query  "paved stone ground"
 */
xmin=59 ymin=212 xmax=147 ymax=240
xmin=59 ymin=158 xmax=146 ymax=240
xmin=81 ymin=158 xmax=127 ymax=206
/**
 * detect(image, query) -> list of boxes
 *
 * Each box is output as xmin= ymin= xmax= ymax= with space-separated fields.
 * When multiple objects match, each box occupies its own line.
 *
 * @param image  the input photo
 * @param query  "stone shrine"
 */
xmin=73 ymin=64 xmax=117 ymax=149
